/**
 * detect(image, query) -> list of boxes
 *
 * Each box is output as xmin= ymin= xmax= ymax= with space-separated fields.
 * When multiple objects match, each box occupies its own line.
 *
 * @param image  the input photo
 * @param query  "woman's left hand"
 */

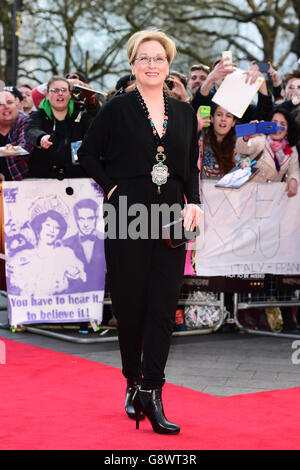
xmin=181 ymin=204 xmax=204 ymax=231
xmin=285 ymin=178 xmax=298 ymax=198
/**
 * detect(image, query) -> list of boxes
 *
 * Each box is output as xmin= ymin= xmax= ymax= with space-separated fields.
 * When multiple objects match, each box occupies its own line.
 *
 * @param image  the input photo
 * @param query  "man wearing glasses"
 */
xmin=25 ymin=76 xmax=92 ymax=179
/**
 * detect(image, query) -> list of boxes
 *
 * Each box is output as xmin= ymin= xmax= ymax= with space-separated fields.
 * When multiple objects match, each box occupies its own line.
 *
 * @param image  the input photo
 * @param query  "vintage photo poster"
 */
xmin=2 ymin=179 xmax=106 ymax=326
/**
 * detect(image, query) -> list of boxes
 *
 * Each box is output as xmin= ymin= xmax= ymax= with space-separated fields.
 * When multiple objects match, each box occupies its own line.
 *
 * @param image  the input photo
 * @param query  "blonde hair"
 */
xmin=127 ymin=30 xmax=177 ymax=65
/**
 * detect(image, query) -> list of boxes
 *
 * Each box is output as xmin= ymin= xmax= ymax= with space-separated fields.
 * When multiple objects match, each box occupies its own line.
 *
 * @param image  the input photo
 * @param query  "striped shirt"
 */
xmin=5 ymin=111 xmax=33 ymax=180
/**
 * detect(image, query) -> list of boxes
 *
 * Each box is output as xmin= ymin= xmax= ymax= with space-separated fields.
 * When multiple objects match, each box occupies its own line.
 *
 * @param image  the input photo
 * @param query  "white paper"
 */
xmin=194 ymin=181 xmax=300 ymax=276
xmin=0 ymin=146 xmax=29 ymax=157
xmin=212 ymin=68 xmax=264 ymax=118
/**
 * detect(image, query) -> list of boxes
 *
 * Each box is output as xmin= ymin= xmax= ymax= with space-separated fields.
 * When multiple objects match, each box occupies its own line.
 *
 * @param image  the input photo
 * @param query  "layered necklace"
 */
xmin=135 ymin=87 xmax=169 ymax=194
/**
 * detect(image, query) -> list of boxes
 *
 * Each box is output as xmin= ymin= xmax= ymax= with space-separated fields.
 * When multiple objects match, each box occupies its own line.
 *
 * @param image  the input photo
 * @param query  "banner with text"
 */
xmin=3 ymin=179 xmax=106 ymax=326
xmin=194 ymin=181 xmax=300 ymax=276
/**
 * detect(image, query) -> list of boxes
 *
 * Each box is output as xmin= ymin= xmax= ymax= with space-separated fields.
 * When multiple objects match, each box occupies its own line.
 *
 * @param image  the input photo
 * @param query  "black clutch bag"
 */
xmin=162 ymin=218 xmax=200 ymax=248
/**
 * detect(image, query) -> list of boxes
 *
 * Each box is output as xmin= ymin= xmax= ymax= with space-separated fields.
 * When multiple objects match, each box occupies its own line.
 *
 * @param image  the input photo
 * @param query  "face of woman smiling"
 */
xmin=131 ymin=40 xmax=169 ymax=90
xmin=39 ymin=217 xmax=60 ymax=245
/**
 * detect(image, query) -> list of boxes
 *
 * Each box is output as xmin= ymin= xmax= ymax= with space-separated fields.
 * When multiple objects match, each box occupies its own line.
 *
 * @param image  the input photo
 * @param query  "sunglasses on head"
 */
xmin=65 ymin=74 xmax=80 ymax=80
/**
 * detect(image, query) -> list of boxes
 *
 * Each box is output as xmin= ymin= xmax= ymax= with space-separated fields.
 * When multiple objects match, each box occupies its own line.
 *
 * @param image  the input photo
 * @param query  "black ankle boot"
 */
xmin=125 ymin=378 xmax=145 ymax=420
xmin=132 ymin=388 xmax=180 ymax=434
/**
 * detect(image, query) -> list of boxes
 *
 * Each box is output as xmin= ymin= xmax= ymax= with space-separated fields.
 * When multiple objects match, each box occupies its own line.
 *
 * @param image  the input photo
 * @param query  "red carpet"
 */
xmin=0 ymin=338 xmax=299 ymax=450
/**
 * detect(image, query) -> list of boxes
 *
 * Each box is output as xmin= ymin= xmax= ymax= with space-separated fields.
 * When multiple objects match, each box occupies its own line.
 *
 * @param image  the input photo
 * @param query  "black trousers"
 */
xmin=104 ymin=177 xmax=186 ymax=389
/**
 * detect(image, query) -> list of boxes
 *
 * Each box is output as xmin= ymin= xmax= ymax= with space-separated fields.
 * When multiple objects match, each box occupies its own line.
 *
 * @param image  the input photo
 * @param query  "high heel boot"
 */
xmin=132 ymin=388 xmax=180 ymax=434
xmin=125 ymin=378 xmax=145 ymax=420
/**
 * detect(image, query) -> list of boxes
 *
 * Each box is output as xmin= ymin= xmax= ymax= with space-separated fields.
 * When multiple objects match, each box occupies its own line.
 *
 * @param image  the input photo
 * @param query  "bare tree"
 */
xmin=0 ymin=0 xmax=15 ymax=82
xmin=1 ymin=0 xmax=299 ymax=88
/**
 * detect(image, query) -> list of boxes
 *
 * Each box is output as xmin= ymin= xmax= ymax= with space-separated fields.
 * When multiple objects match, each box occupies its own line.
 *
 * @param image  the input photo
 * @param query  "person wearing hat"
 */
xmin=4 ymin=86 xmax=24 ymax=107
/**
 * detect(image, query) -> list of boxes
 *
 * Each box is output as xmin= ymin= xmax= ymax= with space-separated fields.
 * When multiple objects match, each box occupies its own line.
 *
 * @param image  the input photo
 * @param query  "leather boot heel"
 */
xmin=132 ymin=388 xmax=180 ymax=435
xmin=125 ymin=379 xmax=145 ymax=420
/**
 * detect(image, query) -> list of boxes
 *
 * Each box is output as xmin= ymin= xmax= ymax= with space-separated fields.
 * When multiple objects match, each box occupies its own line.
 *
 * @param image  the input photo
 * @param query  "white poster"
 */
xmin=195 ymin=181 xmax=300 ymax=276
xmin=2 ymin=179 xmax=106 ymax=326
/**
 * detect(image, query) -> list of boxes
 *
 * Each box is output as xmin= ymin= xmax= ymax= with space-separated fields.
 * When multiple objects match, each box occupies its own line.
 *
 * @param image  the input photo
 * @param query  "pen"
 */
xmin=250 ymin=160 xmax=257 ymax=167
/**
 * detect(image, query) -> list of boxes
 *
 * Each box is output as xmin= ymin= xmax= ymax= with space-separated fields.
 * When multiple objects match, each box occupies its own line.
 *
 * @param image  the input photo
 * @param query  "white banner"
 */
xmin=2 ymin=179 xmax=106 ymax=326
xmin=195 ymin=181 xmax=300 ymax=276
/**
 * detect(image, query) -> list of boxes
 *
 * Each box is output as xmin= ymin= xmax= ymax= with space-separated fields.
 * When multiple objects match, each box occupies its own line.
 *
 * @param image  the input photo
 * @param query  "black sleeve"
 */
xmin=254 ymin=91 xmax=273 ymax=121
xmin=79 ymin=111 xmax=93 ymax=135
xmin=239 ymin=91 xmax=273 ymax=123
xmin=77 ymin=103 xmax=115 ymax=195
xmin=25 ymin=110 xmax=48 ymax=147
xmin=272 ymin=84 xmax=283 ymax=101
xmin=191 ymin=88 xmax=214 ymax=113
xmin=84 ymin=97 xmax=101 ymax=117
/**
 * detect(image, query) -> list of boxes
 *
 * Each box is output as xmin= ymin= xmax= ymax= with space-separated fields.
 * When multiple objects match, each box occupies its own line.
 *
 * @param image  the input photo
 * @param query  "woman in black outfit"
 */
xmin=78 ymin=30 xmax=202 ymax=434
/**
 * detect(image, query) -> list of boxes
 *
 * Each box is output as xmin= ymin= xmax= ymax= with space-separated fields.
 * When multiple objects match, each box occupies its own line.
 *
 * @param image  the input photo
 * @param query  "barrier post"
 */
xmin=0 ymin=182 xmax=6 ymax=290
xmin=0 ymin=340 xmax=6 ymax=364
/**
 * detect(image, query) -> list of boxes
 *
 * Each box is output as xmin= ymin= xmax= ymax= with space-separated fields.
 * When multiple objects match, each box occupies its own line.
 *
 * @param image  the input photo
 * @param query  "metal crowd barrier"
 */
xmin=1 ymin=274 xmax=300 ymax=343
xmin=231 ymin=275 xmax=300 ymax=339
xmin=0 ymin=177 xmax=299 ymax=343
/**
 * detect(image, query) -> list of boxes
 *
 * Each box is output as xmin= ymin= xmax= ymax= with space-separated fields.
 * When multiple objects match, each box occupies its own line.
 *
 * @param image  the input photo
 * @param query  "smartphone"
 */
xmin=222 ymin=51 xmax=233 ymax=70
xmin=162 ymin=218 xmax=200 ymax=248
xmin=256 ymin=62 xmax=270 ymax=74
xmin=198 ymin=105 xmax=211 ymax=127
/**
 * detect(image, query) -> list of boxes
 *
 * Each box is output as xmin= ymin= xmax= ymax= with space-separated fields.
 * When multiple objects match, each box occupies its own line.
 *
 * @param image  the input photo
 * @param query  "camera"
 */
xmin=72 ymin=86 xmax=84 ymax=102
xmin=48 ymin=132 xmax=56 ymax=143
xmin=165 ymin=79 xmax=175 ymax=91
xmin=51 ymin=164 xmax=65 ymax=181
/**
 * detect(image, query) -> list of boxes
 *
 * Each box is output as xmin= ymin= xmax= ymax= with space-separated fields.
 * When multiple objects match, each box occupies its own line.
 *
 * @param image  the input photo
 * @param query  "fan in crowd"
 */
xmin=0 ymin=89 xmax=32 ymax=181
xmin=235 ymin=107 xmax=300 ymax=197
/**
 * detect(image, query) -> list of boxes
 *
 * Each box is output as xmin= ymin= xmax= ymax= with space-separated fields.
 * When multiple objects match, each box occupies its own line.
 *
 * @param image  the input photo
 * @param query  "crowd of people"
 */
xmin=1 ymin=54 xmax=300 ymax=324
xmin=1 ymin=57 xmax=300 ymax=189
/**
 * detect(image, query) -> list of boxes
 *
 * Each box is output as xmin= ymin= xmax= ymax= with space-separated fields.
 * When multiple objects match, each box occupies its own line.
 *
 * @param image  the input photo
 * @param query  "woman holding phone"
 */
xmin=78 ymin=30 xmax=202 ymax=434
xmin=198 ymin=104 xmax=237 ymax=179
xmin=235 ymin=107 xmax=300 ymax=196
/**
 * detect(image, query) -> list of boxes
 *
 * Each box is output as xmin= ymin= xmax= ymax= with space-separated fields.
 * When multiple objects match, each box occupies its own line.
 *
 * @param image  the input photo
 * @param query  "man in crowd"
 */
xmin=0 ymin=89 xmax=32 ymax=181
xmin=274 ymin=69 xmax=300 ymax=122
xmin=25 ymin=75 xmax=92 ymax=179
xmin=192 ymin=59 xmax=273 ymax=123
xmin=18 ymin=85 xmax=35 ymax=114
xmin=3 ymin=86 xmax=24 ymax=109
xmin=187 ymin=64 xmax=210 ymax=97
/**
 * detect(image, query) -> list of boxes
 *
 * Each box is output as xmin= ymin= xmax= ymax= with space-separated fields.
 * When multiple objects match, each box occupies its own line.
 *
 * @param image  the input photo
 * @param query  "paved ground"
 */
xmin=1 ymin=293 xmax=300 ymax=397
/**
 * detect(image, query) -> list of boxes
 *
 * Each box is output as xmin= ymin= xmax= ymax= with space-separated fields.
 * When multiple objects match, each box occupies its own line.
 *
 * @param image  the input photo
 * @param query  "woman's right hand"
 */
xmin=40 ymin=135 xmax=53 ymax=149
xmin=285 ymin=178 xmax=298 ymax=198
xmin=107 ymin=185 xmax=118 ymax=200
xmin=197 ymin=114 xmax=211 ymax=133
